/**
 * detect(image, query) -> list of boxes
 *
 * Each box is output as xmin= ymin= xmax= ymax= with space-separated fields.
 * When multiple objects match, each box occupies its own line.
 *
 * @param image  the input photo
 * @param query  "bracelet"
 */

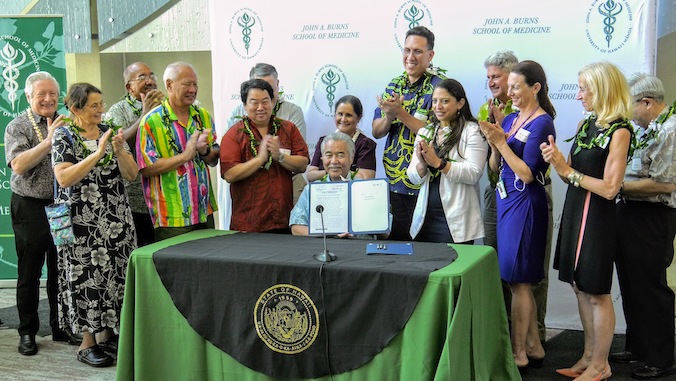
xmin=278 ymin=152 xmax=286 ymax=164
xmin=436 ymin=159 xmax=447 ymax=171
xmin=567 ymin=170 xmax=584 ymax=187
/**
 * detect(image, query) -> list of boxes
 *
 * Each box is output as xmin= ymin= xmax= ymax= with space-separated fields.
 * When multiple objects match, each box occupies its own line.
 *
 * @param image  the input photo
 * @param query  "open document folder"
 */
xmin=308 ymin=178 xmax=390 ymax=236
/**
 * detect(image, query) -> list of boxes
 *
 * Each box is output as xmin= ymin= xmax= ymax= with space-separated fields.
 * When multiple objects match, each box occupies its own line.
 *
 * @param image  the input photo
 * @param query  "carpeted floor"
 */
xmin=1 ymin=296 xmax=674 ymax=380
xmin=524 ymin=330 xmax=676 ymax=381
xmin=0 ymin=298 xmax=51 ymax=337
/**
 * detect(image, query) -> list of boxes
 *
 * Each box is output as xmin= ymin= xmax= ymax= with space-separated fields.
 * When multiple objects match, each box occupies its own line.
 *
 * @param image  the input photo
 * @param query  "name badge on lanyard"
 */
xmin=515 ymin=128 xmax=530 ymax=143
xmin=83 ymin=139 xmax=98 ymax=152
xmin=631 ymin=149 xmax=644 ymax=171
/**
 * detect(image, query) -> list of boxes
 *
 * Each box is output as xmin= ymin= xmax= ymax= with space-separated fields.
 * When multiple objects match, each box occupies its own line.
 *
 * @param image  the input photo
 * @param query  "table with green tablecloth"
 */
xmin=115 ymin=229 xmax=520 ymax=380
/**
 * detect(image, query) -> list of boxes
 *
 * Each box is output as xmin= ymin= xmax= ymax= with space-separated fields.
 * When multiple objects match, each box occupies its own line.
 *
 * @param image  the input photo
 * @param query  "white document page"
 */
xmin=350 ymin=179 xmax=389 ymax=234
xmin=309 ymin=182 xmax=349 ymax=235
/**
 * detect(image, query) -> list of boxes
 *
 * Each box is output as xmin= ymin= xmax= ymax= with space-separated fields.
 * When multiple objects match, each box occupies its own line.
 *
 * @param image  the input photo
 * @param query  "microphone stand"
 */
xmin=313 ymin=205 xmax=336 ymax=262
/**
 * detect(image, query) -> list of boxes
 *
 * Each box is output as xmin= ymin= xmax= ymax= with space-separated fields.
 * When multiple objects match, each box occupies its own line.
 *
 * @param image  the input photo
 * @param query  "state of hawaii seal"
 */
xmin=254 ymin=284 xmax=319 ymax=354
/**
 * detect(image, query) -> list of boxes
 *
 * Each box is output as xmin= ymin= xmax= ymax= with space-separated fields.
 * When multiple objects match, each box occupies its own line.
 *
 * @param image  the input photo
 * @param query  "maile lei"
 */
xmin=160 ymin=100 xmax=205 ymax=155
xmin=565 ymin=114 xmax=632 ymax=157
xmin=238 ymin=116 xmax=281 ymax=170
xmin=67 ymin=118 xmax=122 ymax=167
xmin=383 ymin=66 xmax=447 ymax=119
xmin=633 ymin=100 xmax=676 ymax=151
xmin=125 ymin=93 xmax=142 ymax=117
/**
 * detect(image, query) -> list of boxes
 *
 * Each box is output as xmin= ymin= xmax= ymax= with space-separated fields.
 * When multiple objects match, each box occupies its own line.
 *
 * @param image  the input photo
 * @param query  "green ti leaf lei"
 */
xmin=238 ymin=116 xmax=281 ymax=170
xmin=68 ymin=122 xmax=114 ymax=167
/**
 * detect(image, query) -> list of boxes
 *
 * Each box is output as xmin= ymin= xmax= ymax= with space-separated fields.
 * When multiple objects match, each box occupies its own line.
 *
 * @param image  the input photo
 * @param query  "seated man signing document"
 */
xmin=290 ymin=132 xmax=389 ymax=239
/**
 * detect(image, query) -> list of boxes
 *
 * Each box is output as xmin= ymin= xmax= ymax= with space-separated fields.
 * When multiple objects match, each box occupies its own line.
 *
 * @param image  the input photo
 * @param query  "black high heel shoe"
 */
xmin=527 ymin=355 xmax=544 ymax=368
xmin=517 ymin=364 xmax=529 ymax=375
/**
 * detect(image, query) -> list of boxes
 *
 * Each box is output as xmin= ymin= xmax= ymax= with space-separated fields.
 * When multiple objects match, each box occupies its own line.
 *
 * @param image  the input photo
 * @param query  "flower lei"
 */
xmin=67 ymin=121 xmax=115 ymax=167
xmin=238 ymin=116 xmax=281 ymax=170
xmin=565 ymin=115 xmax=631 ymax=156
xmin=633 ymin=101 xmax=676 ymax=151
xmin=124 ymin=93 xmax=142 ymax=117
xmin=25 ymin=108 xmax=45 ymax=142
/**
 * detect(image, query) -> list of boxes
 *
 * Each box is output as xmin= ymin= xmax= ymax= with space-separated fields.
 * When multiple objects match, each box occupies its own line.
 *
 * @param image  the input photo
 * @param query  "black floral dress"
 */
xmin=51 ymin=125 xmax=137 ymax=334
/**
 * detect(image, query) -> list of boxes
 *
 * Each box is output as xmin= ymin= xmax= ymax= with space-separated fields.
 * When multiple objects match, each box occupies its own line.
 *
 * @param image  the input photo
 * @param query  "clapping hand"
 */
xmin=479 ymin=120 xmax=505 ymax=148
xmin=111 ymin=129 xmax=126 ymax=155
xmin=140 ymin=90 xmax=165 ymax=114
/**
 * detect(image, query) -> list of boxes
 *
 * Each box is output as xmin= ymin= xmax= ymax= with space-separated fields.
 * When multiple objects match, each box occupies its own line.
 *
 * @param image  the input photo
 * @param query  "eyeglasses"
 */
xmin=402 ymin=48 xmax=428 ymax=57
xmin=87 ymin=102 xmax=106 ymax=110
xmin=129 ymin=74 xmax=157 ymax=83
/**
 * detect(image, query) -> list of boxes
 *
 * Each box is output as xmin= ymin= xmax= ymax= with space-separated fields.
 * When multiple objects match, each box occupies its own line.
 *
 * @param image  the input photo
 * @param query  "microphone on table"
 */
xmin=313 ymin=204 xmax=337 ymax=262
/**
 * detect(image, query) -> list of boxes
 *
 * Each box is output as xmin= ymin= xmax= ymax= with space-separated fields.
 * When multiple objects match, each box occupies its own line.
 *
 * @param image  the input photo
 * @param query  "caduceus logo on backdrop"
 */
xmin=393 ymin=0 xmax=434 ymax=50
xmin=585 ymin=0 xmax=633 ymax=53
xmin=311 ymin=64 xmax=349 ymax=117
xmin=0 ymin=36 xmax=41 ymax=118
xmin=229 ymin=8 xmax=264 ymax=59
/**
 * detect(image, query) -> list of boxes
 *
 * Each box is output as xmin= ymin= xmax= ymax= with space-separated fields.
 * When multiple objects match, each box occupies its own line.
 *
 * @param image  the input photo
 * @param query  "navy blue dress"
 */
xmin=496 ymin=113 xmax=555 ymax=283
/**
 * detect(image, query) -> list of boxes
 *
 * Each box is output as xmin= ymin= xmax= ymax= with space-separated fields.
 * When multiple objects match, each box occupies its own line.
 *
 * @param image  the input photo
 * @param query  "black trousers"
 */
xmin=388 ymin=192 xmax=417 ymax=241
xmin=132 ymin=212 xmax=155 ymax=247
xmin=616 ymin=200 xmax=676 ymax=368
xmin=11 ymin=193 xmax=60 ymax=336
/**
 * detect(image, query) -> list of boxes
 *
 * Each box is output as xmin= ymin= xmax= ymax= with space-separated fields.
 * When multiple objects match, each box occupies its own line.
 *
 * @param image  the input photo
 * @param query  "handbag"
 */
xmin=45 ymin=202 xmax=75 ymax=246
xmin=45 ymin=127 xmax=76 ymax=246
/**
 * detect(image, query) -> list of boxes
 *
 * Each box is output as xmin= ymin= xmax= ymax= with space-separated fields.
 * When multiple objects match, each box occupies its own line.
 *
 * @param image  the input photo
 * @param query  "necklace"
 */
xmin=634 ymin=103 xmax=676 ymax=151
xmin=25 ymin=108 xmax=45 ymax=142
xmin=160 ymin=100 xmax=205 ymax=154
xmin=508 ymin=108 xmax=538 ymax=138
xmin=68 ymin=122 xmax=114 ymax=167
xmin=565 ymin=115 xmax=631 ymax=156
xmin=240 ymin=117 xmax=281 ymax=170
xmin=125 ymin=93 xmax=142 ymax=117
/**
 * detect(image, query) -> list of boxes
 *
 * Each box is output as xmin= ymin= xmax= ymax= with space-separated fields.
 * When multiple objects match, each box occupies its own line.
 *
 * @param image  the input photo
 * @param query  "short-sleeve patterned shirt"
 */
xmin=136 ymin=99 xmax=218 ymax=227
xmin=4 ymin=110 xmax=55 ymax=199
xmin=624 ymin=104 xmax=676 ymax=207
xmin=372 ymin=70 xmax=445 ymax=195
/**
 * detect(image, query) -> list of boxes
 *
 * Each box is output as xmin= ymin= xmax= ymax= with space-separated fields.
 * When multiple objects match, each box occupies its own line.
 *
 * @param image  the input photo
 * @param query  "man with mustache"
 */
xmin=107 ymin=62 xmax=164 ymax=246
xmin=137 ymin=62 xmax=219 ymax=241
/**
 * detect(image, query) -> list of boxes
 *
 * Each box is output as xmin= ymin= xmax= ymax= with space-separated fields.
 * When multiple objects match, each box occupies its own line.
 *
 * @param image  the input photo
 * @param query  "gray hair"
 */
xmin=25 ymin=71 xmax=59 ymax=97
xmin=627 ymin=72 xmax=665 ymax=103
xmin=321 ymin=132 xmax=355 ymax=160
xmin=249 ymin=63 xmax=278 ymax=79
xmin=163 ymin=61 xmax=196 ymax=86
xmin=484 ymin=50 xmax=519 ymax=72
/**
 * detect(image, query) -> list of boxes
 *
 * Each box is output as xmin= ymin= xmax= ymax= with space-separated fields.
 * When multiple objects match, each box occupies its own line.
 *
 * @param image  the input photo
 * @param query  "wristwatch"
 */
xmin=436 ymin=159 xmax=447 ymax=171
xmin=278 ymin=152 xmax=286 ymax=164
xmin=200 ymin=145 xmax=211 ymax=156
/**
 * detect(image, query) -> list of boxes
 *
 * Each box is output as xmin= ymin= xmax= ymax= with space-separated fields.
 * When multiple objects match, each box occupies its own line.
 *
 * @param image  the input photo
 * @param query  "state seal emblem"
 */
xmin=254 ymin=284 xmax=319 ymax=354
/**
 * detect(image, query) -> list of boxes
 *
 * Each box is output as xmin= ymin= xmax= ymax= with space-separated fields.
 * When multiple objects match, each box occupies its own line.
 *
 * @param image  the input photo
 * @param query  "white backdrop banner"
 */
xmin=209 ymin=0 xmax=656 ymax=331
